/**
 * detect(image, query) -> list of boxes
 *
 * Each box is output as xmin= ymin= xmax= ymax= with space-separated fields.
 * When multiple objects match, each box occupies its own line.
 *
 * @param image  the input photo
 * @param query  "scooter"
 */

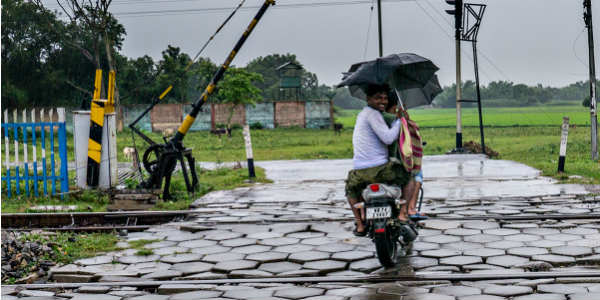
xmin=356 ymin=183 xmax=419 ymax=267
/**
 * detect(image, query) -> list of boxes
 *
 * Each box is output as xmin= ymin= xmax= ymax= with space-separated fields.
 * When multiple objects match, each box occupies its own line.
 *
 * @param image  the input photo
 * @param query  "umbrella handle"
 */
xmin=395 ymin=89 xmax=406 ymax=111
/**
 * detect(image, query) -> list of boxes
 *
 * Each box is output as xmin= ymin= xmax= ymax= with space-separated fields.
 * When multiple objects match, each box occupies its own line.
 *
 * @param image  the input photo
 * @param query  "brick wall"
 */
xmin=150 ymin=103 xmax=182 ymax=132
xmin=211 ymin=103 xmax=246 ymax=129
xmin=120 ymin=100 xmax=329 ymax=132
xmin=275 ymin=101 xmax=305 ymax=128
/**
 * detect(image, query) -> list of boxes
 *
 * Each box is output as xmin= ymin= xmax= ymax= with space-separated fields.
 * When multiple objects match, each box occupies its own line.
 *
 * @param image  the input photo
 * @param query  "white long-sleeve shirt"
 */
xmin=352 ymin=106 xmax=401 ymax=170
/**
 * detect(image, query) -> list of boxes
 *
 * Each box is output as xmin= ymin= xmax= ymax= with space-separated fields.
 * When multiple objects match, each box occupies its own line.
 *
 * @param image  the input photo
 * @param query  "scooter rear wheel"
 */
xmin=374 ymin=227 xmax=399 ymax=267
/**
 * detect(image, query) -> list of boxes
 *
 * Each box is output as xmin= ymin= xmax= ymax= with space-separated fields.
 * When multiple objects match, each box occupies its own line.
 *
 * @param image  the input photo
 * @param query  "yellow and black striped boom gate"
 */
xmin=87 ymin=70 xmax=116 ymax=187
xmin=129 ymin=0 xmax=275 ymax=199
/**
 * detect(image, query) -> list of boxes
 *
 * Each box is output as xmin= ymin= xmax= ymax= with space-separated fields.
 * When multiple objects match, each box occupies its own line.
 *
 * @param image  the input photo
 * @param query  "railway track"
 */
xmin=2 ymin=211 xmax=600 ymax=232
xmin=10 ymin=271 xmax=600 ymax=290
xmin=0 ymin=210 xmax=190 ymax=232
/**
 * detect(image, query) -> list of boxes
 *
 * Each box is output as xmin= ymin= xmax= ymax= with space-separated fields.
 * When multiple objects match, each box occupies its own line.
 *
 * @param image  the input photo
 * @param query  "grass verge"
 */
xmin=2 ymin=232 xmax=120 ymax=284
xmin=1 ymin=189 xmax=110 ymax=213
xmin=2 ymin=167 xmax=271 ymax=212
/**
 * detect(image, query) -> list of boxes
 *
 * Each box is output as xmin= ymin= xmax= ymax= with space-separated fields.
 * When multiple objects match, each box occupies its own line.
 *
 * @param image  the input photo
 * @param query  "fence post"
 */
xmin=58 ymin=108 xmax=68 ymax=198
xmin=558 ymin=117 xmax=570 ymax=173
xmin=22 ymin=109 xmax=30 ymax=196
xmin=31 ymin=109 xmax=38 ymax=197
xmin=49 ymin=108 xmax=57 ymax=195
xmin=13 ymin=109 xmax=20 ymax=195
xmin=3 ymin=110 xmax=11 ymax=198
xmin=41 ymin=108 xmax=48 ymax=196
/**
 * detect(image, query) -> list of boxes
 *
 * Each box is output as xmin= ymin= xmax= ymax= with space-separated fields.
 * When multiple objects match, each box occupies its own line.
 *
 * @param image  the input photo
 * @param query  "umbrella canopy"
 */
xmin=337 ymin=53 xmax=443 ymax=109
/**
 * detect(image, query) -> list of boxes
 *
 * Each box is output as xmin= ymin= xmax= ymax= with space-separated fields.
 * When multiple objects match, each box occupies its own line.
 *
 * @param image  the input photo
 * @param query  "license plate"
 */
xmin=366 ymin=206 xmax=391 ymax=219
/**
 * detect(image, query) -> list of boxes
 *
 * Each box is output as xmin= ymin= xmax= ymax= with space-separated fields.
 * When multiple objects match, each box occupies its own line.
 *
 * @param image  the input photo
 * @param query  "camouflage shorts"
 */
xmin=345 ymin=160 xmax=410 ymax=199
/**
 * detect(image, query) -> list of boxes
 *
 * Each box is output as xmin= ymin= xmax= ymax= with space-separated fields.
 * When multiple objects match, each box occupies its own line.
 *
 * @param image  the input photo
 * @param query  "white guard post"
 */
xmin=243 ymin=124 xmax=256 ymax=178
xmin=73 ymin=111 xmax=117 ymax=189
xmin=558 ymin=117 xmax=569 ymax=173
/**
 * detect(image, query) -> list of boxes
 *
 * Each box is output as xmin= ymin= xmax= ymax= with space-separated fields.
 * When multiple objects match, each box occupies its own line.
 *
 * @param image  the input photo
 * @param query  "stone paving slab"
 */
xmin=9 ymin=157 xmax=600 ymax=298
xmin=7 ymin=279 xmax=600 ymax=299
xmin=42 ymin=215 xmax=600 ymax=285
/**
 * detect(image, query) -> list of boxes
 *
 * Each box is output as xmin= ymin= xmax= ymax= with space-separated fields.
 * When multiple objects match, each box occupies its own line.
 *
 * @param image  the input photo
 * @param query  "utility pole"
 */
xmin=584 ymin=0 xmax=599 ymax=160
xmin=446 ymin=0 xmax=464 ymax=151
xmin=377 ymin=0 xmax=383 ymax=57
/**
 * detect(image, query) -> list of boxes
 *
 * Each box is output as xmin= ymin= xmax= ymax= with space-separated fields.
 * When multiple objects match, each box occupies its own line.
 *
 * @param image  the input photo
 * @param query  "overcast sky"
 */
xmin=44 ymin=0 xmax=600 ymax=88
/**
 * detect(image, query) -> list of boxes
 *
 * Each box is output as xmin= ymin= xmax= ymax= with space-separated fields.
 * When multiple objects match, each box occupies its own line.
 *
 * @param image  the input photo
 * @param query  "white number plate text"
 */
xmin=366 ymin=206 xmax=391 ymax=219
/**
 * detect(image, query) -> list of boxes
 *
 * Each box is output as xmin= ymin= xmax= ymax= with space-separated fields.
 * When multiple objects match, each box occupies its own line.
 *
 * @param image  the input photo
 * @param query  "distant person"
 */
xmin=345 ymin=84 xmax=410 ymax=236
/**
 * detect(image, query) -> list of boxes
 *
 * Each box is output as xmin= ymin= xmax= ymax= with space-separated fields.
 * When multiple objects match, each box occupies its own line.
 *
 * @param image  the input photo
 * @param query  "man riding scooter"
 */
xmin=345 ymin=84 xmax=412 ymax=236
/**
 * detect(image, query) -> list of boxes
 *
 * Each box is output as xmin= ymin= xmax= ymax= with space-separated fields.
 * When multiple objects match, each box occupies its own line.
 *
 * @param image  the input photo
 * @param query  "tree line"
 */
xmin=432 ymin=80 xmax=596 ymax=109
xmin=2 ymin=0 xmax=594 ymax=112
xmin=1 ymin=0 xmax=331 ymax=110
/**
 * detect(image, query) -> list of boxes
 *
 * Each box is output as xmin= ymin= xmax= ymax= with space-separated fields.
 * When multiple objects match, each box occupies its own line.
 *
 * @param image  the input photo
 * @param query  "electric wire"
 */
xmin=422 ymin=0 xmax=510 ymax=81
xmin=412 ymin=0 xmax=494 ymax=81
xmin=412 ymin=1 xmax=552 ymax=127
xmin=113 ymin=0 xmax=411 ymax=17
xmin=188 ymin=0 xmax=247 ymax=70
xmin=362 ymin=0 xmax=376 ymax=60
xmin=127 ymin=0 xmax=246 ymax=157
xmin=573 ymin=27 xmax=588 ymax=69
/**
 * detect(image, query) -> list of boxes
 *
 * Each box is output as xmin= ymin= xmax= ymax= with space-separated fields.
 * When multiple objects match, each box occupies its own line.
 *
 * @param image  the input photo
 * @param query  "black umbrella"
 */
xmin=337 ymin=53 xmax=443 ymax=109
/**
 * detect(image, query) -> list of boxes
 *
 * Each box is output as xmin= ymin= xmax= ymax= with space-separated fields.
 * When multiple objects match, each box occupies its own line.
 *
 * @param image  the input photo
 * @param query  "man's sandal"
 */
xmin=353 ymin=223 xmax=367 ymax=237
xmin=409 ymin=212 xmax=428 ymax=221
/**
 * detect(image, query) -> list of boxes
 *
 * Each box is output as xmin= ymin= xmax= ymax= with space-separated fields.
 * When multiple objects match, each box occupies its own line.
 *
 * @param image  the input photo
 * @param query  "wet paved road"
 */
xmin=4 ymin=155 xmax=600 ymax=299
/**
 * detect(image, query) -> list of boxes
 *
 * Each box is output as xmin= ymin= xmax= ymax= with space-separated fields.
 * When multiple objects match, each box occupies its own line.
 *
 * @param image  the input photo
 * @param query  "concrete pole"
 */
xmin=584 ymin=0 xmax=598 ymax=160
xmin=455 ymin=38 xmax=463 ymax=149
xmin=377 ymin=0 xmax=383 ymax=57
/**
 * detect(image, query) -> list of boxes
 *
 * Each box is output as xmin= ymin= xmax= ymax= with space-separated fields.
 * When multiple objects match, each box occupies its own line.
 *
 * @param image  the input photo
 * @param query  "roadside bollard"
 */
xmin=558 ymin=117 xmax=569 ymax=173
xmin=243 ymin=124 xmax=256 ymax=178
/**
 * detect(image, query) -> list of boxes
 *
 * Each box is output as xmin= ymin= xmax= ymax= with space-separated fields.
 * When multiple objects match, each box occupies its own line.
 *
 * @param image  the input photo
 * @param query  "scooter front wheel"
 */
xmin=374 ymin=227 xmax=399 ymax=267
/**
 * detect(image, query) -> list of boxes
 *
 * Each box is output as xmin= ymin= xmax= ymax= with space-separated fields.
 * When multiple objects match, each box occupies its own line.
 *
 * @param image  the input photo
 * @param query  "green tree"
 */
xmin=246 ymin=53 xmax=323 ymax=100
xmin=332 ymin=87 xmax=364 ymax=109
xmin=217 ymin=68 xmax=263 ymax=135
xmin=155 ymin=45 xmax=192 ymax=103
xmin=118 ymin=55 xmax=157 ymax=105
xmin=1 ymin=0 xmax=64 ymax=108
xmin=583 ymin=96 xmax=591 ymax=108
xmin=189 ymin=57 xmax=219 ymax=102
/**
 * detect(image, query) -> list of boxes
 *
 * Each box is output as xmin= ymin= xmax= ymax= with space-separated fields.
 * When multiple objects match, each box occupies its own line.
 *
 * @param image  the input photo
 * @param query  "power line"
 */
xmin=573 ymin=27 xmax=588 ymax=69
xmin=363 ymin=0 xmax=376 ymax=60
xmin=40 ymin=0 xmax=415 ymax=17
xmin=112 ymin=0 xmax=411 ymax=17
xmin=412 ymin=0 xmax=492 ymax=80
xmin=423 ymin=0 xmax=452 ymax=27
xmin=421 ymin=0 xmax=510 ymax=81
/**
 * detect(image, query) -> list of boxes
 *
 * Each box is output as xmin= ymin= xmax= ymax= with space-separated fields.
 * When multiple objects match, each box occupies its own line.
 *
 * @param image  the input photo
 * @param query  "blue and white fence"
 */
xmin=1 ymin=108 xmax=69 ymax=198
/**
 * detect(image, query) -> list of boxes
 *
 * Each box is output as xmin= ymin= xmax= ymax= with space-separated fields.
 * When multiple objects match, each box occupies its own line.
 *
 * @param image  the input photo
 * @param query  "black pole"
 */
xmin=377 ymin=0 xmax=383 ymax=57
xmin=472 ymin=41 xmax=485 ymax=155
xmin=584 ymin=0 xmax=599 ymax=160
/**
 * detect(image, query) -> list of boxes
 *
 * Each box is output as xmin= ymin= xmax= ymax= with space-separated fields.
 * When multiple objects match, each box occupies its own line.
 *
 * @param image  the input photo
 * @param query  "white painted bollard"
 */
xmin=243 ymin=124 xmax=256 ymax=178
xmin=99 ymin=112 xmax=118 ymax=188
xmin=73 ymin=111 xmax=89 ymax=188
xmin=558 ymin=117 xmax=569 ymax=173
xmin=73 ymin=111 xmax=117 ymax=189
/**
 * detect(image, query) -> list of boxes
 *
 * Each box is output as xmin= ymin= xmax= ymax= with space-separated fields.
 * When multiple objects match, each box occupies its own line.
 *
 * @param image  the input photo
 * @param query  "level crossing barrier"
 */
xmin=1 ymin=108 xmax=69 ymax=198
